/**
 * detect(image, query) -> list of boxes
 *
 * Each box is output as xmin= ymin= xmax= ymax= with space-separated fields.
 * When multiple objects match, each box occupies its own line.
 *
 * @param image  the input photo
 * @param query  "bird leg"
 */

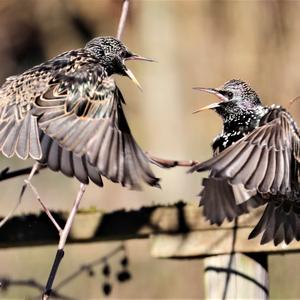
xmin=18 ymin=162 xmax=62 ymax=233
xmin=43 ymin=183 xmax=86 ymax=300
xmin=146 ymin=152 xmax=199 ymax=169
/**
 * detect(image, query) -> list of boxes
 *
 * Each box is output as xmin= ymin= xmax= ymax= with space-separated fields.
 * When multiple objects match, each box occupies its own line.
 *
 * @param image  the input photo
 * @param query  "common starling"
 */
xmin=189 ymin=79 xmax=300 ymax=245
xmin=0 ymin=36 xmax=159 ymax=190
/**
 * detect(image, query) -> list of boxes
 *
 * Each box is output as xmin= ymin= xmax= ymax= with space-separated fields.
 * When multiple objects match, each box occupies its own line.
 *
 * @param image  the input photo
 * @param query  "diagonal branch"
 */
xmin=43 ymin=184 xmax=86 ymax=300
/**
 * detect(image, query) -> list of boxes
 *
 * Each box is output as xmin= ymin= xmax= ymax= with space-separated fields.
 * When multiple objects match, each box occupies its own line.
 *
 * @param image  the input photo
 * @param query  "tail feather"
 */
xmin=249 ymin=195 xmax=300 ymax=245
xmin=199 ymin=177 xmax=263 ymax=225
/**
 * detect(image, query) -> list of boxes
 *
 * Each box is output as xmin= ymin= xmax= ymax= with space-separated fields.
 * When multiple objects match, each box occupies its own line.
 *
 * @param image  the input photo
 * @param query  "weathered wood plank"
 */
xmin=0 ymin=202 xmax=299 ymax=256
xmin=203 ymin=253 xmax=269 ymax=299
xmin=150 ymin=228 xmax=298 ymax=258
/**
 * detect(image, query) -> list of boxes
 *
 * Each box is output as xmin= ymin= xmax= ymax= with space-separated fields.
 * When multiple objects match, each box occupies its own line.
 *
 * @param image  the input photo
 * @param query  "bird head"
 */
xmin=85 ymin=36 xmax=154 ymax=90
xmin=193 ymin=79 xmax=262 ymax=118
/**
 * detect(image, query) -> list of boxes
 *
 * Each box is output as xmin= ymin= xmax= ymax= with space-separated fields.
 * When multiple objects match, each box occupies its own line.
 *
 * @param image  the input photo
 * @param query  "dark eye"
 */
xmin=227 ymin=91 xmax=233 ymax=99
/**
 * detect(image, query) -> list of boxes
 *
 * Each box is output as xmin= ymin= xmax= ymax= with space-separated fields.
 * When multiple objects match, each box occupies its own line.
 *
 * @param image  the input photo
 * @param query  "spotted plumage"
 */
xmin=190 ymin=79 xmax=300 ymax=245
xmin=0 ymin=36 xmax=159 ymax=189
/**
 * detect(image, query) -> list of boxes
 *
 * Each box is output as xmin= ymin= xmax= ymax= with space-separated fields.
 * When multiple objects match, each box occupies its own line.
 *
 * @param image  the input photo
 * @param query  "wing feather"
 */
xmin=33 ymin=65 xmax=159 ymax=190
xmin=2 ymin=121 xmax=23 ymax=157
xmin=193 ymin=107 xmax=300 ymax=244
xmin=190 ymin=109 xmax=299 ymax=195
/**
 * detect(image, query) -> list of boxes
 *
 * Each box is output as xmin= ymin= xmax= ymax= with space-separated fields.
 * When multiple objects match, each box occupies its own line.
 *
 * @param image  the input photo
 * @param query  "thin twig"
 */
xmin=0 ymin=163 xmax=44 ymax=229
xmin=0 ymin=198 xmax=20 ymax=228
xmin=25 ymin=179 xmax=62 ymax=233
xmin=116 ymin=0 xmax=197 ymax=173
xmin=55 ymin=244 xmax=124 ymax=291
xmin=116 ymin=0 xmax=129 ymax=40
xmin=43 ymin=184 xmax=87 ymax=300
xmin=146 ymin=152 xmax=199 ymax=169
xmin=288 ymin=95 xmax=300 ymax=109
xmin=0 ymin=245 xmax=124 ymax=299
xmin=58 ymin=184 xmax=86 ymax=250
xmin=0 ymin=277 xmax=73 ymax=300
xmin=42 ymin=2 xmax=131 ymax=298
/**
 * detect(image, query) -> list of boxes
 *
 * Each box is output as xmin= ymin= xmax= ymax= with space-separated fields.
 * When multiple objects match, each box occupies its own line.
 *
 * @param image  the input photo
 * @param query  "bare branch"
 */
xmin=0 ymin=163 xmax=46 ymax=229
xmin=116 ymin=0 xmax=130 ymax=40
xmin=147 ymin=152 xmax=199 ymax=169
xmin=43 ymin=183 xmax=87 ymax=300
xmin=25 ymin=179 xmax=62 ymax=233
xmin=0 ymin=245 xmax=124 ymax=299
xmin=288 ymin=95 xmax=300 ymax=109
xmin=40 ymin=1 xmax=131 ymax=297
xmin=0 ymin=277 xmax=73 ymax=300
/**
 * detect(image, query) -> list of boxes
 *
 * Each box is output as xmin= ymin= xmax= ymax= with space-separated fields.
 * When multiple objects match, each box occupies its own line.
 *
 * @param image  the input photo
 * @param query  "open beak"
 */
xmin=123 ymin=53 xmax=156 ymax=91
xmin=192 ymin=102 xmax=220 ymax=114
xmin=124 ymin=68 xmax=143 ymax=91
xmin=192 ymin=87 xmax=227 ymax=113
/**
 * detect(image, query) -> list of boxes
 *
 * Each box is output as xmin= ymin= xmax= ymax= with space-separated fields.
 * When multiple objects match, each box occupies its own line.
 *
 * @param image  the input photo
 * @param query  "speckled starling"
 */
xmin=0 ymin=36 xmax=159 ymax=190
xmin=189 ymin=79 xmax=300 ymax=245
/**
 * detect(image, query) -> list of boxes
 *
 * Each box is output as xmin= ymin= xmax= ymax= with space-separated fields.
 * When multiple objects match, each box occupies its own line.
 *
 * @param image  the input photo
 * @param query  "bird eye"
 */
xmin=227 ymin=91 xmax=233 ymax=99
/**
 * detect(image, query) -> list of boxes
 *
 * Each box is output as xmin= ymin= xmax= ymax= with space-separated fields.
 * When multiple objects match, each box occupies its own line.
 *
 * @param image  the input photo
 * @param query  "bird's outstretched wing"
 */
xmin=0 ymin=51 xmax=104 ymax=186
xmin=191 ymin=107 xmax=300 ymax=244
xmin=34 ymin=64 xmax=159 ymax=190
xmin=0 ymin=50 xmax=77 ymax=160
xmin=190 ymin=108 xmax=300 ymax=195
xmin=0 ymin=78 xmax=42 ymax=160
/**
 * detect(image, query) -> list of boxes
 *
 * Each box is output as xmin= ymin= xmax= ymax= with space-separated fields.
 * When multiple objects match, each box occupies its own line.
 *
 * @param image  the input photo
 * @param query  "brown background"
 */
xmin=0 ymin=0 xmax=300 ymax=298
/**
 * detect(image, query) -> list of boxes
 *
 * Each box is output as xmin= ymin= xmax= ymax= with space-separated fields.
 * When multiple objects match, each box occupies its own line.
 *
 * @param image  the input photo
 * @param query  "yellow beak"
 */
xmin=193 ymin=87 xmax=227 ymax=113
xmin=125 ymin=68 xmax=143 ymax=91
xmin=192 ymin=102 xmax=220 ymax=114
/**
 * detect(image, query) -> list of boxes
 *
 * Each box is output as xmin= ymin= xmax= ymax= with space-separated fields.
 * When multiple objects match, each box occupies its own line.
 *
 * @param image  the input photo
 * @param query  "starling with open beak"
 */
xmin=189 ymin=79 xmax=300 ymax=245
xmin=0 ymin=36 xmax=159 ymax=190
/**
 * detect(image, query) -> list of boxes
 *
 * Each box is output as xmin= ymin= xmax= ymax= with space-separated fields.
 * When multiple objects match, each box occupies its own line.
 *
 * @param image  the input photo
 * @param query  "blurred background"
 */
xmin=1 ymin=0 xmax=300 ymax=298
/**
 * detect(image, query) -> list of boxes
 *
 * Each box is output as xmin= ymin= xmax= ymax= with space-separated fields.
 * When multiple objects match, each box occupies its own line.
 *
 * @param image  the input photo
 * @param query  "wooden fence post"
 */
xmin=203 ymin=253 xmax=269 ymax=299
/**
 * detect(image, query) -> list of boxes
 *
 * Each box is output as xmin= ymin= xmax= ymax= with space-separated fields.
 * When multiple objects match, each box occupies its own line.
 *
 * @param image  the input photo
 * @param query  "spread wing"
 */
xmin=0 ymin=50 xmax=74 ymax=160
xmin=0 ymin=52 xmax=105 ymax=187
xmin=33 ymin=64 xmax=159 ymax=190
xmin=0 ymin=77 xmax=42 ymax=160
xmin=190 ymin=108 xmax=300 ymax=195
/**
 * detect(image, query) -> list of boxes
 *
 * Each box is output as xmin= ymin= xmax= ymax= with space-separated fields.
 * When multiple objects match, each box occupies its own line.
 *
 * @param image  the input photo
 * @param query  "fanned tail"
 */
xmin=249 ymin=193 xmax=300 ymax=245
xmin=199 ymin=177 xmax=266 ymax=225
